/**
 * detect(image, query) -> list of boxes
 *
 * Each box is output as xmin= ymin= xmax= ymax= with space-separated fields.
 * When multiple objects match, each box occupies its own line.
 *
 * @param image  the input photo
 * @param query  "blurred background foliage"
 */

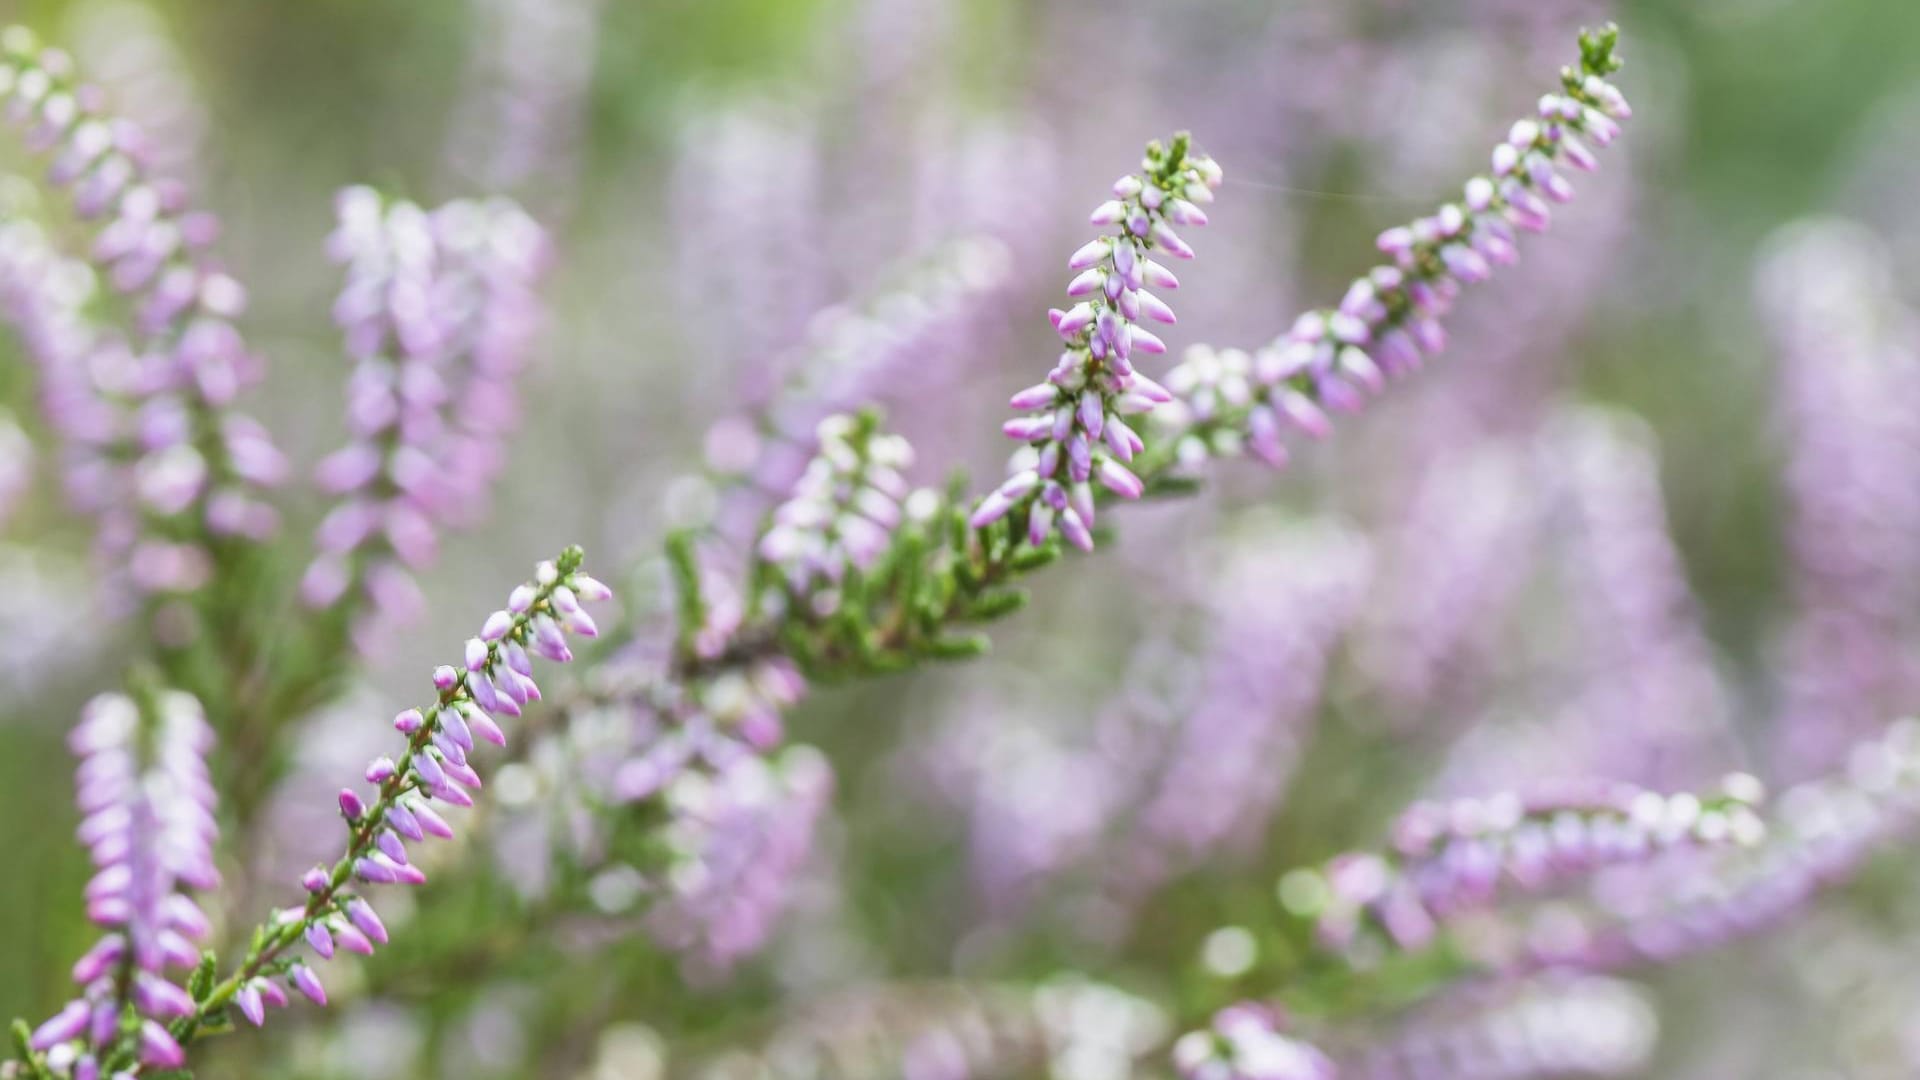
xmin=3 ymin=0 xmax=1920 ymax=1076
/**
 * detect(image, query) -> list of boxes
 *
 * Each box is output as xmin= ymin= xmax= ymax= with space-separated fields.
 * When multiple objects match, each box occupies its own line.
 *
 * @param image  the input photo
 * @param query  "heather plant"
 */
xmin=3 ymin=6 xmax=1920 ymax=1078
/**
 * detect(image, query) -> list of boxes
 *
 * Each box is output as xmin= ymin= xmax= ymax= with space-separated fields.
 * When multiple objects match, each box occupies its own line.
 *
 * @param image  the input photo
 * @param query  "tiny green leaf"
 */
xmin=921 ymin=633 xmax=990 ymax=660
xmin=961 ymin=588 xmax=1029 ymax=622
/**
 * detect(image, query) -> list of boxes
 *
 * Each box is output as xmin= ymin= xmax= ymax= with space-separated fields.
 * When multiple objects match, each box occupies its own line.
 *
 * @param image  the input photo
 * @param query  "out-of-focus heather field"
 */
xmin=3 ymin=0 xmax=1920 ymax=1076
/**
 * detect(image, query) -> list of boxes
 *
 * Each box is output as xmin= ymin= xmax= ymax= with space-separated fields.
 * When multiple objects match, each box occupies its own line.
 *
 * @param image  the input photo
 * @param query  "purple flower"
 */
xmin=1155 ymin=31 xmax=1632 ymax=475
xmin=304 ymin=921 xmax=335 ymax=960
xmin=756 ymin=412 xmax=924 ymax=597
xmin=31 ymin=689 xmax=219 ymax=1063
xmin=302 ymin=186 xmax=551 ymax=655
xmin=138 ymin=1019 xmax=185 ymax=1069
xmin=234 ymin=983 xmax=265 ymax=1028
xmin=27 ymin=1000 xmax=88 ymax=1052
xmin=1283 ymin=775 xmax=1764 ymax=960
xmin=983 ymin=133 xmax=1223 ymax=552
xmin=1513 ymin=724 xmax=1920 ymax=978
xmin=156 ymin=548 xmax=612 ymax=1046
xmin=0 ymin=27 xmax=285 ymax=609
xmin=346 ymin=897 xmax=388 ymax=945
xmin=290 ymin=963 xmax=326 ymax=1006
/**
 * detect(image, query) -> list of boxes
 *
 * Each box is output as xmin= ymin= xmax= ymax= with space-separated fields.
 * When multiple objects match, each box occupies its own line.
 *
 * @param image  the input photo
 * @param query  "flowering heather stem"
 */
xmin=510 ymin=246 xmax=1012 ymax=952
xmin=305 ymin=25 xmax=1640 ymax=1021
xmin=659 ymin=27 xmax=1631 ymax=695
xmin=149 ymin=548 xmax=607 ymax=1059
xmin=1172 ymin=775 xmax=1759 ymax=1076
xmin=0 ymin=201 xmax=126 ymax=511
xmin=506 ymin=39 xmax=1641 ymax=968
xmin=303 ymin=186 xmax=550 ymax=655
xmin=974 ymin=131 xmax=1222 ymax=551
xmin=0 ymin=23 xmax=291 ymax=775
xmin=650 ymin=133 xmax=1227 ymax=685
xmin=1506 ymin=719 xmax=1920 ymax=977
xmin=21 ymin=681 xmax=219 ymax=1075
xmin=1287 ymin=777 xmax=1764 ymax=959
xmin=0 ymin=25 xmax=287 ymax=609
xmin=1152 ymin=24 xmax=1630 ymax=476
xmin=755 ymin=411 xmax=921 ymax=607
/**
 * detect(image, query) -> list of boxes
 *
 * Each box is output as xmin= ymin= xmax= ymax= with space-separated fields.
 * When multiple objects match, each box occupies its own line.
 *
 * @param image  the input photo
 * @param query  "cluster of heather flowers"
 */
xmin=0 ymin=26 xmax=285 ymax=607
xmin=10 ymin=12 xmax=1920 ymax=1079
xmin=756 ymin=412 xmax=921 ymax=605
xmin=1519 ymin=719 xmax=1920 ymax=975
xmin=1279 ymin=775 xmax=1765 ymax=961
xmin=974 ymin=133 xmax=1222 ymax=551
xmin=1153 ymin=35 xmax=1630 ymax=476
xmin=304 ymin=186 xmax=549 ymax=650
xmin=28 ymin=689 xmax=218 ymax=1072
xmin=15 ymin=553 xmax=608 ymax=1075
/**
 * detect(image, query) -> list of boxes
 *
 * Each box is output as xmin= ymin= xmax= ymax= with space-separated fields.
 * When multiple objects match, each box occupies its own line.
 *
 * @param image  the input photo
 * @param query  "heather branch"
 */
xmin=1166 ymin=776 xmax=1759 ymax=1079
xmin=660 ymin=25 xmax=1634 ymax=691
xmin=1283 ymin=777 xmax=1764 ymax=965
xmin=155 ymin=547 xmax=609 ymax=1061
xmin=428 ymin=26 xmax=1638 ymax=983
xmin=32 ymin=23 xmax=1644 ymax=1048
xmin=1495 ymin=719 xmax=1920 ymax=980
xmin=14 ymin=677 xmax=221 ymax=1076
